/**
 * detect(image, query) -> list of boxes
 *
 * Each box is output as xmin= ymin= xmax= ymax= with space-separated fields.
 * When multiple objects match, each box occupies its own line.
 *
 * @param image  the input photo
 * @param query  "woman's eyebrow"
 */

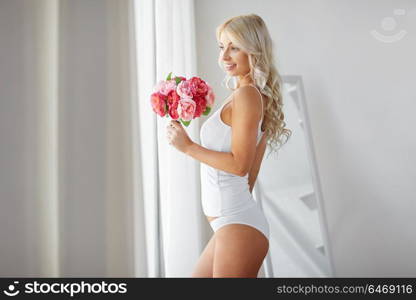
xmin=218 ymin=42 xmax=232 ymax=46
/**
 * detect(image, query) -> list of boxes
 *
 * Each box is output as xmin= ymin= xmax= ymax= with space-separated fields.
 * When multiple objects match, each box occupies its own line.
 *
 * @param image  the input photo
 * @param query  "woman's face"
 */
xmin=218 ymin=33 xmax=250 ymax=78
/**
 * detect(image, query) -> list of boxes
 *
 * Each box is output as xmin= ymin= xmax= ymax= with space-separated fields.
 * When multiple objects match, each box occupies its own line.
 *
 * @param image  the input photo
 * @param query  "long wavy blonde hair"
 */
xmin=216 ymin=14 xmax=292 ymax=157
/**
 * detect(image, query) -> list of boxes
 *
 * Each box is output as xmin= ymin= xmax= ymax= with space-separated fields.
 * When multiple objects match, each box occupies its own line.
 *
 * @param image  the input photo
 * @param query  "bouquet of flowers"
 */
xmin=150 ymin=72 xmax=215 ymax=127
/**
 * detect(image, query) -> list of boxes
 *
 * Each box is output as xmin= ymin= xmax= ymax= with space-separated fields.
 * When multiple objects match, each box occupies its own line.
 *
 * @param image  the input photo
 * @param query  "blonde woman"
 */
xmin=166 ymin=14 xmax=291 ymax=277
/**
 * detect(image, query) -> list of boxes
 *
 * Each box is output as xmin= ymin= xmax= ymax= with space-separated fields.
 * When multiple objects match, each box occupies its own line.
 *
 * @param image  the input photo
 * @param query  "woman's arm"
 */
xmin=186 ymin=143 xmax=244 ymax=176
xmin=186 ymin=86 xmax=263 ymax=177
xmin=248 ymin=132 xmax=267 ymax=193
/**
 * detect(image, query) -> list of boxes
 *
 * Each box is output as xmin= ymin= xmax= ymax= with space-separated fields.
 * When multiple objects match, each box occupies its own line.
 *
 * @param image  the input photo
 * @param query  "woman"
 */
xmin=166 ymin=14 xmax=291 ymax=277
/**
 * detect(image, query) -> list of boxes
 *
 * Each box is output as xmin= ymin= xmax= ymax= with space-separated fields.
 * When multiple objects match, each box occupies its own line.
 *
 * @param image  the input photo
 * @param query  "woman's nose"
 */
xmin=222 ymin=52 xmax=231 ymax=61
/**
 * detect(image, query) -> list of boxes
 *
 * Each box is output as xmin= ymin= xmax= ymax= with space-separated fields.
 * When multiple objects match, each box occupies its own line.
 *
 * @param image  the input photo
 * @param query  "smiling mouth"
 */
xmin=225 ymin=64 xmax=236 ymax=70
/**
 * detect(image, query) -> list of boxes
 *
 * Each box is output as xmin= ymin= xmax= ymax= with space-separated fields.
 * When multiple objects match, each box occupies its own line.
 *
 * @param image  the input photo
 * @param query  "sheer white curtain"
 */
xmin=0 ymin=0 xmax=205 ymax=278
xmin=133 ymin=0 xmax=205 ymax=277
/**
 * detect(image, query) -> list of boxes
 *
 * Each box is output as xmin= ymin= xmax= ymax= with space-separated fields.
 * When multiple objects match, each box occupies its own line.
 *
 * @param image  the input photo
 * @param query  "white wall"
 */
xmin=195 ymin=0 xmax=416 ymax=276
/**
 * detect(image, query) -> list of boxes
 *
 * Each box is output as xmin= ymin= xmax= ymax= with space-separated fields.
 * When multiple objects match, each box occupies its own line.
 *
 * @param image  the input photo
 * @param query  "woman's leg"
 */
xmin=213 ymin=224 xmax=269 ymax=278
xmin=191 ymin=233 xmax=216 ymax=278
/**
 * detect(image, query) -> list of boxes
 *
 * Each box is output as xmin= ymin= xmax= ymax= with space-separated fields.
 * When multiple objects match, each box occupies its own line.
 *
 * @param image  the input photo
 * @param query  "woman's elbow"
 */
xmin=236 ymin=165 xmax=249 ymax=177
xmin=232 ymin=153 xmax=252 ymax=177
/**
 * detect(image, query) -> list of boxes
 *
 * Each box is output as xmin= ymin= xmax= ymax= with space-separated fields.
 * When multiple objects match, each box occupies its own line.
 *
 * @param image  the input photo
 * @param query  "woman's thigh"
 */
xmin=213 ymin=224 xmax=269 ymax=278
xmin=191 ymin=233 xmax=216 ymax=278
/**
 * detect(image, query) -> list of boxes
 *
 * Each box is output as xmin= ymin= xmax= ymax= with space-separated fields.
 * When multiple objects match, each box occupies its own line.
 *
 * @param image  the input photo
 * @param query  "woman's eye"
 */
xmin=218 ymin=46 xmax=239 ymax=52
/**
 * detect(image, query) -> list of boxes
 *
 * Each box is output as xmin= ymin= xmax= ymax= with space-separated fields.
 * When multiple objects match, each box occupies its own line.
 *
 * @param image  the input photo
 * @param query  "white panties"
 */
xmin=208 ymin=203 xmax=270 ymax=240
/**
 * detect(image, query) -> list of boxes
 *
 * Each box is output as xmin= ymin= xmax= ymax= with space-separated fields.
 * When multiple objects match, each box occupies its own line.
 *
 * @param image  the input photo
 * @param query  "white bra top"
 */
xmin=200 ymin=84 xmax=265 ymax=153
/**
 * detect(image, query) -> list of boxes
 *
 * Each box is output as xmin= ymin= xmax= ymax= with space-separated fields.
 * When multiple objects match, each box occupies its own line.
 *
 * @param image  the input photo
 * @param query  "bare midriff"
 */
xmin=206 ymin=216 xmax=219 ymax=223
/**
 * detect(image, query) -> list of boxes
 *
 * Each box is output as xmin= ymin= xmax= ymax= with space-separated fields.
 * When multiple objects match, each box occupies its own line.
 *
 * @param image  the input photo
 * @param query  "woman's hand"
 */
xmin=166 ymin=120 xmax=194 ymax=153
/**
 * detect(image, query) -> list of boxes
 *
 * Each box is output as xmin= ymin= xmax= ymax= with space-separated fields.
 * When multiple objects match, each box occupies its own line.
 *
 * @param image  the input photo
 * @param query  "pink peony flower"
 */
xmin=150 ymin=92 xmax=167 ymax=117
xmin=177 ymin=98 xmax=196 ymax=121
xmin=176 ymin=80 xmax=194 ymax=98
xmin=205 ymin=84 xmax=215 ymax=107
xmin=151 ymin=73 xmax=215 ymax=126
xmin=154 ymin=79 xmax=177 ymax=96
xmin=189 ymin=77 xmax=208 ymax=97
xmin=192 ymin=96 xmax=207 ymax=118
xmin=167 ymin=90 xmax=181 ymax=120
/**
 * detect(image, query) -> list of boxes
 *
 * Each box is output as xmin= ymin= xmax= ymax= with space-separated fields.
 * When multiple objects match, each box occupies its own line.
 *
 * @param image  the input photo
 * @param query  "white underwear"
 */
xmin=208 ymin=203 xmax=270 ymax=240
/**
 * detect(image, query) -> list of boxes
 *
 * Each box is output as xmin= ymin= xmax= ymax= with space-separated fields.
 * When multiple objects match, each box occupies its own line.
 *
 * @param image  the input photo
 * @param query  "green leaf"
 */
xmin=181 ymin=119 xmax=191 ymax=127
xmin=175 ymin=77 xmax=183 ymax=85
xmin=202 ymin=106 xmax=211 ymax=116
xmin=166 ymin=72 xmax=172 ymax=81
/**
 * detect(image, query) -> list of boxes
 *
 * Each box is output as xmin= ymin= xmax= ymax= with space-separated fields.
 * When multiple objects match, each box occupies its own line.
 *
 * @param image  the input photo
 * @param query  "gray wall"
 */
xmin=195 ymin=0 xmax=416 ymax=276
